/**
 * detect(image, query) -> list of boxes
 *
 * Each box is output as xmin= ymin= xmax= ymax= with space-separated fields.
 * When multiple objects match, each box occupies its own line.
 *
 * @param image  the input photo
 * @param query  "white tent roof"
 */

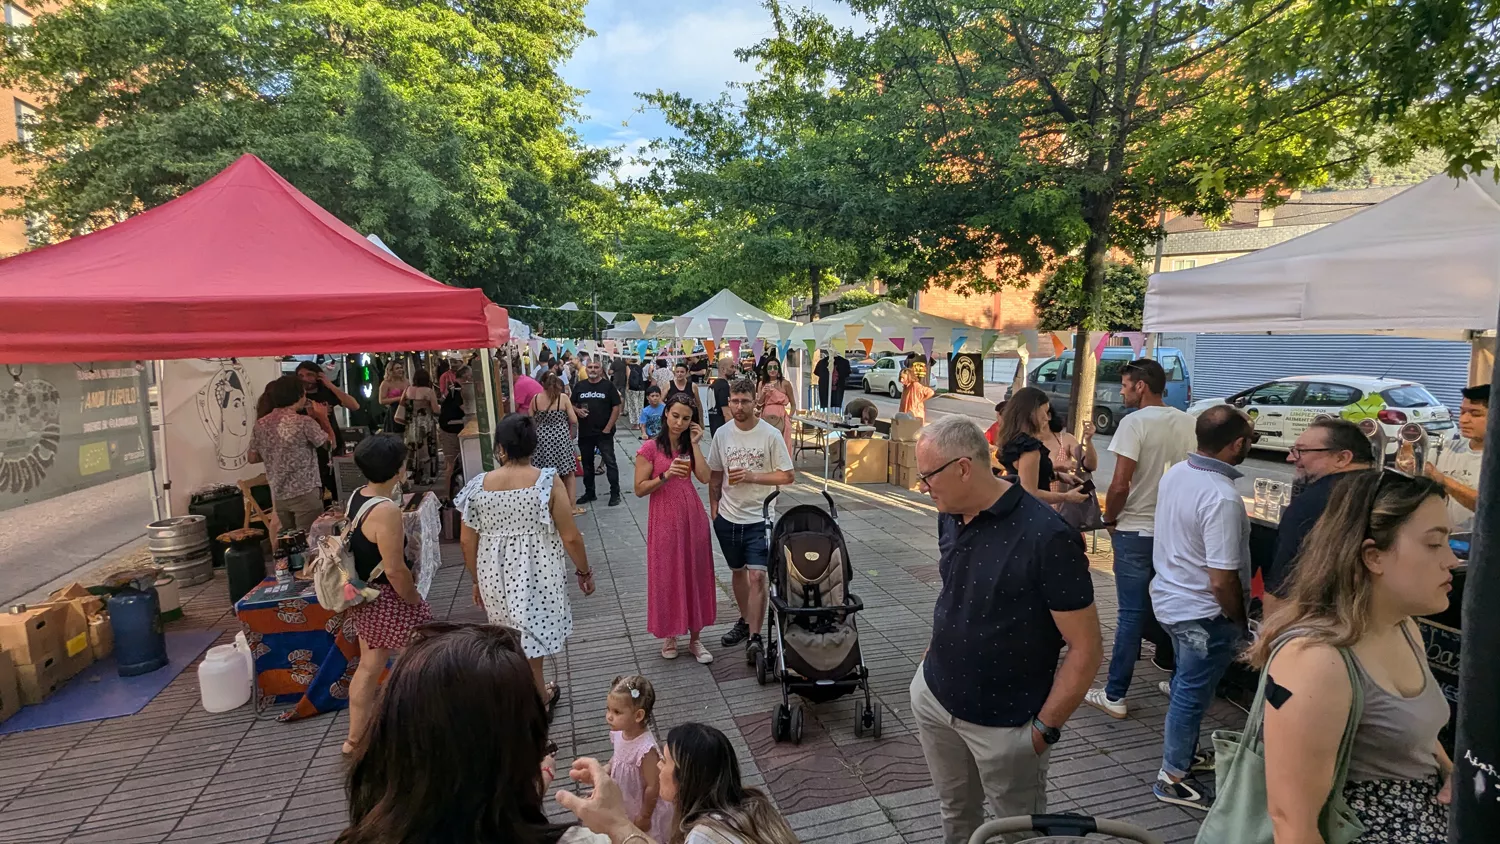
xmin=675 ymin=289 xmax=799 ymax=340
xmin=1144 ymin=172 xmax=1500 ymax=339
xmin=603 ymin=319 xmax=672 ymax=340
xmin=508 ymin=317 xmax=532 ymax=341
xmin=788 ymin=300 xmax=1020 ymax=355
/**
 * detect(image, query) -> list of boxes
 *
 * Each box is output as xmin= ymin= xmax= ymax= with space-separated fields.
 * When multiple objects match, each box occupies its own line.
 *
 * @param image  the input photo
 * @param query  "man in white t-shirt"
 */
xmin=1085 ymin=358 xmax=1197 ymax=720
xmin=706 ymin=377 xmax=795 ymax=665
xmin=1147 ymin=405 xmax=1254 ymax=810
xmin=1426 ymin=383 xmax=1486 ymax=533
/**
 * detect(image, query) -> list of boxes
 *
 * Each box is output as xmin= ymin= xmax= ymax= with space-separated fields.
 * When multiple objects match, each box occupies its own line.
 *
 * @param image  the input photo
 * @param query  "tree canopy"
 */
xmin=0 ymin=0 xmax=609 ymax=306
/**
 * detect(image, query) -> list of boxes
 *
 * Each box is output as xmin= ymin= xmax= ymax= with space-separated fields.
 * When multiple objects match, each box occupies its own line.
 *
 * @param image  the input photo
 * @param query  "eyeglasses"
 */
xmin=1288 ymin=446 xmax=1333 ymax=458
xmin=918 ymin=456 xmax=967 ymax=488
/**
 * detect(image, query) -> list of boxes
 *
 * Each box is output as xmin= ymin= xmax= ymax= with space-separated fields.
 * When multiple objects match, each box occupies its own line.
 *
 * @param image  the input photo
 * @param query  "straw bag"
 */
xmin=308 ymin=496 xmax=387 ymax=612
xmin=1194 ymin=636 xmax=1366 ymax=844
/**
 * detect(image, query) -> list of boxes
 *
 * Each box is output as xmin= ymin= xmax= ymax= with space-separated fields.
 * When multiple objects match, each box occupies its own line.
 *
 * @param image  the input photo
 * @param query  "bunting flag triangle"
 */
xmin=528 ymin=338 xmax=542 ymax=358
xmin=674 ymin=315 xmax=694 ymax=337
xmin=742 ymin=318 xmax=764 ymax=341
xmin=918 ymin=336 xmax=935 ymax=361
xmin=704 ymin=339 xmax=717 ymax=361
xmin=598 ymin=311 xmax=617 ymax=324
xmin=1093 ymin=331 xmax=1112 ymax=361
xmin=910 ymin=326 xmax=930 ymax=341
xmin=544 ymin=339 xmax=558 ymax=355
xmin=1050 ymin=331 xmax=1068 ymax=357
xmin=777 ymin=340 xmax=792 ymax=360
xmin=728 ymin=338 xmax=743 ymax=360
xmin=890 ymin=337 xmax=906 ymax=352
xmin=1122 ymin=331 xmax=1147 ymax=356
xmin=563 ymin=340 xmax=576 ymax=354
xmin=859 ymin=337 xmax=874 ymax=356
xmin=708 ymin=318 xmax=728 ymax=344
xmin=802 ymin=339 xmax=817 ymax=357
xmin=633 ymin=313 xmax=654 ymax=334
xmin=636 ymin=340 xmax=649 ymax=358
xmin=981 ymin=330 xmax=1000 ymax=355
xmin=831 ymin=336 xmax=847 ymax=354
xmin=752 ymin=338 xmax=765 ymax=360
xmin=778 ymin=322 xmax=796 ymax=341
xmin=558 ymin=302 xmax=579 ymax=311
xmin=604 ymin=340 xmax=618 ymax=354
xmin=950 ymin=328 xmax=968 ymax=354
xmin=842 ymin=323 xmax=864 ymax=351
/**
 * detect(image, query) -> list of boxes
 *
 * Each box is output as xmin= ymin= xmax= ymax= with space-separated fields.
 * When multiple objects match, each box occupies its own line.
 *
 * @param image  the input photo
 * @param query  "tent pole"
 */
xmin=153 ymin=359 xmax=173 ymax=518
xmin=479 ymin=350 xmax=498 ymax=471
xmin=504 ymin=348 xmax=517 ymax=414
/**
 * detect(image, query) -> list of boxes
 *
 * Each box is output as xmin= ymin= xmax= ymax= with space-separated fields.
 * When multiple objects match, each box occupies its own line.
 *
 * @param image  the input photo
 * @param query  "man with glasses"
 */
xmin=1263 ymin=418 xmax=1376 ymax=615
xmin=1148 ymin=405 xmax=1256 ymax=810
xmin=909 ymin=416 xmax=1101 ymax=844
xmin=1086 ymin=358 xmax=1196 ymax=720
xmin=707 ymin=378 xmax=795 ymax=663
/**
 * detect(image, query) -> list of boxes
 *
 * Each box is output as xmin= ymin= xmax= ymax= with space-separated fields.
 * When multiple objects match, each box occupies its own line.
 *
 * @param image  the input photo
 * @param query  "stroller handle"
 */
xmin=761 ymin=489 xmax=839 ymax=523
xmin=967 ymin=814 xmax=1163 ymax=844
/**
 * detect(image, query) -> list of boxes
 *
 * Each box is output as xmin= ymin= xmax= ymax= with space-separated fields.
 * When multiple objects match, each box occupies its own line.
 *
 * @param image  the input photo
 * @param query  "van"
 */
xmin=1028 ymin=347 xmax=1191 ymax=433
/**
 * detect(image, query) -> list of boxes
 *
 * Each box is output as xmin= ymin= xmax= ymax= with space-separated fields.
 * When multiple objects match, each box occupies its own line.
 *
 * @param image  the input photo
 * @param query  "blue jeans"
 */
xmin=1105 ymin=531 xmax=1156 ymax=699
xmin=1161 ymin=615 xmax=1245 ymax=778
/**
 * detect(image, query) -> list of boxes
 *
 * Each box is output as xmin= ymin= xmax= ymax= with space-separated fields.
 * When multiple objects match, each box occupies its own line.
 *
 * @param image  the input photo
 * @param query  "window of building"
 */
xmin=1170 ymin=258 xmax=1198 ymax=271
xmin=24 ymin=210 xmax=47 ymax=247
xmin=14 ymin=98 xmax=36 ymax=150
xmin=5 ymin=3 xmax=32 ymax=27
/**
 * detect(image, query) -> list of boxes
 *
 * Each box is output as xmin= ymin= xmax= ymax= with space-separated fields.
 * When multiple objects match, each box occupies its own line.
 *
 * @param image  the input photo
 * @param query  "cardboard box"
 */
xmin=89 ymin=614 xmax=114 ymax=661
xmin=48 ymin=583 xmax=105 ymax=618
xmin=42 ymin=596 xmax=93 ymax=669
xmin=891 ymin=463 xmax=923 ymax=492
xmin=16 ymin=654 xmax=66 ymax=705
xmin=0 ymin=650 xmax=20 ymax=724
xmin=889 ymin=413 xmax=923 ymax=442
xmin=843 ymin=437 xmax=889 ymax=484
xmin=890 ymin=441 xmax=919 ymax=469
xmin=0 ymin=605 xmax=64 ymax=666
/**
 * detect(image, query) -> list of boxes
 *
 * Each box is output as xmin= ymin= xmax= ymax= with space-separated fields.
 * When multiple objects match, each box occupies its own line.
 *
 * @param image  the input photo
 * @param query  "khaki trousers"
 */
xmin=910 ymin=666 xmax=1050 ymax=844
xmin=274 ymin=489 xmax=326 ymax=532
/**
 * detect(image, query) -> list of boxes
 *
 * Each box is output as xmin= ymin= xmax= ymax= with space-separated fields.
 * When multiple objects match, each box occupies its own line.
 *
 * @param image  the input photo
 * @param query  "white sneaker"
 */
xmin=1158 ymin=680 xmax=1172 ymax=697
xmin=1084 ymin=687 xmax=1128 ymax=719
xmin=689 ymin=641 xmax=714 ymax=664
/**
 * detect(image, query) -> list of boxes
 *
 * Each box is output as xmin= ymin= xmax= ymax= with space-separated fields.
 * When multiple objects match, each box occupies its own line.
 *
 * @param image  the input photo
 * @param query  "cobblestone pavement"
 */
xmin=0 ymin=437 xmax=1242 ymax=843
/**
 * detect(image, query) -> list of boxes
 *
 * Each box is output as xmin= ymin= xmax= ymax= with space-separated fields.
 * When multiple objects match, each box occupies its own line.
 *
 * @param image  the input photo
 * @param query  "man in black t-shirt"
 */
xmin=296 ymin=361 xmax=361 ymax=496
xmin=707 ymin=356 xmax=739 ymax=435
xmin=571 ymin=360 xmax=623 ymax=506
xmin=911 ymin=416 xmax=1102 ymax=844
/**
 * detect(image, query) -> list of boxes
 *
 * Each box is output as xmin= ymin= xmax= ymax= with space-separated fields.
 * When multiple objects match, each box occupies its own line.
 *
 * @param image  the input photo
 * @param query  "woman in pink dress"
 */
xmin=632 ymin=394 xmax=717 ymax=663
xmin=756 ymin=358 xmax=796 ymax=461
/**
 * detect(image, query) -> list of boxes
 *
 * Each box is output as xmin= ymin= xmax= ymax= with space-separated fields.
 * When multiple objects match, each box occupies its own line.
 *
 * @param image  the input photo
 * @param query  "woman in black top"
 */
xmin=664 ymin=362 xmax=701 ymax=423
xmin=343 ymin=434 xmax=430 ymax=757
xmin=996 ymin=387 xmax=1089 ymax=507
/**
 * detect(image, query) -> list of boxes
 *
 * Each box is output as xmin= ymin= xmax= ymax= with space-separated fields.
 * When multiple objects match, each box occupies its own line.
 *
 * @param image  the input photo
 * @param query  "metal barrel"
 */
xmin=147 ymin=517 xmax=213 ymax=585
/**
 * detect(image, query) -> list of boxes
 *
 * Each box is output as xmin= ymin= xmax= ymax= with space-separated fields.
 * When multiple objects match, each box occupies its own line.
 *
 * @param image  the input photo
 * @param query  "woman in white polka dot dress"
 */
xmin=458 ymin=413 xmax=595 ymax=715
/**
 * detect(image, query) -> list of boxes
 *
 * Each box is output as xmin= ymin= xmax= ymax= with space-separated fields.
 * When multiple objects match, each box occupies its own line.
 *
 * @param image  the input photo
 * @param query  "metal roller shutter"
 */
xmin=1192 ymin=334 xmax=1471 ymax=408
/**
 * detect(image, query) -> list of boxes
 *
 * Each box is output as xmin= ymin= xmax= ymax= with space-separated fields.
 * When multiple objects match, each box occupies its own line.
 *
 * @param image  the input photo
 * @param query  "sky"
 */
xmin=561 ymin=0 xmax=862 ymax=180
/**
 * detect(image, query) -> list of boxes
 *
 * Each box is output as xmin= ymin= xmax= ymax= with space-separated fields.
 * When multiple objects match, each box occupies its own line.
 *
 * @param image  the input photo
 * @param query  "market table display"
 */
xmin=234 ymin=491 xmax=441 ymax=721
xmin=793 ymin=413 xmax=877 ymax=488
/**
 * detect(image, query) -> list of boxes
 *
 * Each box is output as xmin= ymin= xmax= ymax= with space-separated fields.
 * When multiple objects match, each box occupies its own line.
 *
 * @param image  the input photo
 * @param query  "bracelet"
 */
xmin=576 ymin=569 xmax=593 ymax=578
xmin=620 ymin=834 xmax=649 ymax=844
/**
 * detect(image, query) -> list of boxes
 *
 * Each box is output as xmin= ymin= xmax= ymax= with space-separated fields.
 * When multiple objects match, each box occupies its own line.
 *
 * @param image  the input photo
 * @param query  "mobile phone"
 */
xmin=1079 ymin=479 xmax=1097 ymax=495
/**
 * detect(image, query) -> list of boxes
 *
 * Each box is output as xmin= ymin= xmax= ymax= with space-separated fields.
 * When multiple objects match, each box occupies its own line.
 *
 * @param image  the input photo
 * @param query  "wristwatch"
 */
xmin=1032 ymin=717 xmax=1061 ymax=745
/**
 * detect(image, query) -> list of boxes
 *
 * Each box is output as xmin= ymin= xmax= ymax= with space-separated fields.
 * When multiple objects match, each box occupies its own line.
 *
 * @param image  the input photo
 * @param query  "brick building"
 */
xmin=0 ymin=1 xmax=43 ymax=256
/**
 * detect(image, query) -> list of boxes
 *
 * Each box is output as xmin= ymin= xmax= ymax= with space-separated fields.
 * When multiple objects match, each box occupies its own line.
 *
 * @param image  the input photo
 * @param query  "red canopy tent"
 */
xmin=0 ymin=154 xmax=507 ymax=363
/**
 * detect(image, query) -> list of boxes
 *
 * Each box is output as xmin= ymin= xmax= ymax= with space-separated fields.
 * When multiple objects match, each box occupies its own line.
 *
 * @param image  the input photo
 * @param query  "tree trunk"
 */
xmin=1068 ymin=190 xmax=1113 ymax=440
xmin=808 ymin=265 xmax=821 ymax=321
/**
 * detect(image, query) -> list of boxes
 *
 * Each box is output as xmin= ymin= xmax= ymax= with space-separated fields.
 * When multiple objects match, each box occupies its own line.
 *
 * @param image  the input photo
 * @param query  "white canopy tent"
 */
xmin=602 ymin=319 xmax=672 ymax=340
xmin=1144 ymin=172 xmax=1500 ymax=340
xmin=788 ymin=300 xmax=1021 ymax=356
xmin=675 ymin=288 xmax=799 ymax=340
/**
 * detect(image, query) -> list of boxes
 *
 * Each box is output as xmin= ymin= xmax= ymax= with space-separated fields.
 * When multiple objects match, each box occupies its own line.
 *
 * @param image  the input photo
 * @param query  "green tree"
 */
xmin=1034 ymin=260 xmax=1146 ymax=333
xmin=0 ymin=0 xmax=605 ymax=305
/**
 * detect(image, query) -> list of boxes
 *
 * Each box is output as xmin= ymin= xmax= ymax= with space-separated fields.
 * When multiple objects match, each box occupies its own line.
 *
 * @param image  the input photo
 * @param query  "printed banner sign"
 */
xmin=949 ymin=353 xmax=984 ymax=397
xmin=0 ymin=361 xmax=153 ymax=511
xmin=161 ymin=357 xmax=282 ymax=516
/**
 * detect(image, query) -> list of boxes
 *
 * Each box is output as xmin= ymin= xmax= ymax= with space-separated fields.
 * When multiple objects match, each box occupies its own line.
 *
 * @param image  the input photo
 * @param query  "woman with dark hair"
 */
xmin=342 ymin=434 xmax=430 ymax=756
xmin=558 ymin=722 xmax=799 ymax=844
xmin=664 ymin=363 xmax=700 ymax=422
xmin=248 ymin=375 xmax=330 ymax=531
xmin=339 ymin=623 xmax=601 ymax=844
xmin=1250 ymin=471 xmax=1457 ymax=843
xmin=532 ymin=372 xmax=583 ymax=515
xmin=754 ymin=359 xmax=795 ymax=461
xmin=400 ymin=368 xmax=442 ymax=484
xmin=633 ymin=394 xmax=715 ymax=663
xmin=995 ymin=387 xmax=1089 ymax=507
xmin=457 ymin=413 xmax=594 ymax=715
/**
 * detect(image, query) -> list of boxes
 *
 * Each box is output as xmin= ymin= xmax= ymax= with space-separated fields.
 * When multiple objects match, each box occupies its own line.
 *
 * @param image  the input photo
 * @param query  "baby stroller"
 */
xmin=757 ymin=490 xmax=879 ymax=743
xmin=968 ymin=814 xmax=1163 ymax=844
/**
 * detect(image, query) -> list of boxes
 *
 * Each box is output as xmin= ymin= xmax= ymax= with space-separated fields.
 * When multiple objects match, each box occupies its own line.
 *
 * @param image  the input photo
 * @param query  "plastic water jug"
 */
xmin=234 ymin=631 xmax=257 ymax=689
xmin=197 ymin=643 xmax=252 ymax=713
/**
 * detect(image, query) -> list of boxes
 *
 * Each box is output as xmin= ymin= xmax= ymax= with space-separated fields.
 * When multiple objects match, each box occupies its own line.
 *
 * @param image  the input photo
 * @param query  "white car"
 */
xmin=861 ymin=356 xmax=906 ymax=398
xmin=1188 ymin=375 xmax=1454 ymax=452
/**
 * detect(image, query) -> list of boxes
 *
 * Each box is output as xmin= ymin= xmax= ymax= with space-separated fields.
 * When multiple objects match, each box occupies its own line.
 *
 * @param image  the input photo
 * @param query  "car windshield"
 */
xmin=1382 ymin=385 xmax=1440 ymax=408
xmin=1097 ymin=359 xmax=1129 ymax=383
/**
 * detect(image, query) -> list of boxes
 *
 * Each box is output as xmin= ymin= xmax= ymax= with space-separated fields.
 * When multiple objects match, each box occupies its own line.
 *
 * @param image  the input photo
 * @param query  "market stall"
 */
xmin=1143 ymin=169 xmax=1500 ymax=835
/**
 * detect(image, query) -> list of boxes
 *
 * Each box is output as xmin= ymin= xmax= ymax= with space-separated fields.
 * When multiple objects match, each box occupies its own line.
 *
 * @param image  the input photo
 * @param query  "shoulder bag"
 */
xmin=1194 ymin=637 xmax=1366 ymax=844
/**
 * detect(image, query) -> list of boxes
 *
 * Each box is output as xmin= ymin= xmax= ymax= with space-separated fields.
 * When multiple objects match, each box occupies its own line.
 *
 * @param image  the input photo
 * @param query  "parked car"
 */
xmin=1028 ymin=347 xmax=1192 ymax=433
xmin=846 ymin=359 xmax=874 ymax=390
xmin=861 ymin=355 xmax=908 ymax=398
xmin=1188 ymin=375 xmax=1453 ymax=453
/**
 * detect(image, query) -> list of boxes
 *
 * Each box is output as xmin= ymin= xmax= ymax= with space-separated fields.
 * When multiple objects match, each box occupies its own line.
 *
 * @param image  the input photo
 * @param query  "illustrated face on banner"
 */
xmin=0 ymin=368 xmax=62 ymax=494
xmin=196 ymin=360 xmax=252 ymax=470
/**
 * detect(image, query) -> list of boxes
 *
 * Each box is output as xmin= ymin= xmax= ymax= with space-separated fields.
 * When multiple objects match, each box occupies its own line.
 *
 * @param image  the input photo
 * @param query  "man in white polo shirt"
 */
xmin=1149 ymin=405 xmax=1255 ymax=811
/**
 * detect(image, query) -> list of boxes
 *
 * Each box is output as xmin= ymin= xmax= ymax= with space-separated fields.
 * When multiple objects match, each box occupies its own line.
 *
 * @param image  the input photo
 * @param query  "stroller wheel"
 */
xmin=789 ymin=706 xmax=804 ymax=745
xmin=871 ymin=704 xmax=883 ymax=739
xmin=755 ymin=649 xmax=768 ymax=685
xmin=772 ymin=703 xmax=791 ymax=742
xmin=852 ymin=701 xmax=866 ymax=738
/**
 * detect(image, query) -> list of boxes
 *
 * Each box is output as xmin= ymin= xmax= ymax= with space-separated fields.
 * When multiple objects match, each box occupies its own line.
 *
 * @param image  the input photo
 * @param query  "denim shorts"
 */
xmin=713 ymin=515 xmax=769 ymax=572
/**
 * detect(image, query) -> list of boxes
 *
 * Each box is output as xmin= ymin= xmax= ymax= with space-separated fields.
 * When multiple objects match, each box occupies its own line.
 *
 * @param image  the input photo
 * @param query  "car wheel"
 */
xmin=888 ymin=381 xmax=900 ymax=398
xmin=1093 ymin=407 xmax=1115 ymax=434
xmin=863 ymin=380 xmax=871 ymax=394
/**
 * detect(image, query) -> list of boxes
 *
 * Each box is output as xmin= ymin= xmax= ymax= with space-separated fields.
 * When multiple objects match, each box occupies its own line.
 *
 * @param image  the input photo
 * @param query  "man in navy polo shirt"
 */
xmin=910 ymin=416 xmax=1102 ymax=844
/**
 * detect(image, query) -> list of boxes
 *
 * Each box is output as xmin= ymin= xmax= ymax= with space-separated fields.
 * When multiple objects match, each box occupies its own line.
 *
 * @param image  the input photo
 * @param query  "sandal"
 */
xmin=545 ymin=682 xmax=562 ymax=720
xmin=571 ymin=506 xmax=587 ymax=516
xmin=661 ymin=639 xmax=679 ymax=660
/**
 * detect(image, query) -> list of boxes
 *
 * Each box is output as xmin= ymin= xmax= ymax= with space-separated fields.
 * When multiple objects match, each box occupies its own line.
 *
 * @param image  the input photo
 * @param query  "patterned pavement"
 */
xmin=0 ymin=436 xmax=1244 ymax=843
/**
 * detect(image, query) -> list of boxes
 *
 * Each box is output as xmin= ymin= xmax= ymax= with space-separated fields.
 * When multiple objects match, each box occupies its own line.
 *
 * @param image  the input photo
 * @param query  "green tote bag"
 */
xmin=1194 ymin=638 xmax=1366 ymax=844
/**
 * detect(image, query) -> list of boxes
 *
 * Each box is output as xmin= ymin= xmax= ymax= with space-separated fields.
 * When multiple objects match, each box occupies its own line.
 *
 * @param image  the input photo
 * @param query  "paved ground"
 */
xmin=0 ymin=435 xmax=1243 ymax=844
xmin=0 ymin=474 xmax=153 ymax=605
